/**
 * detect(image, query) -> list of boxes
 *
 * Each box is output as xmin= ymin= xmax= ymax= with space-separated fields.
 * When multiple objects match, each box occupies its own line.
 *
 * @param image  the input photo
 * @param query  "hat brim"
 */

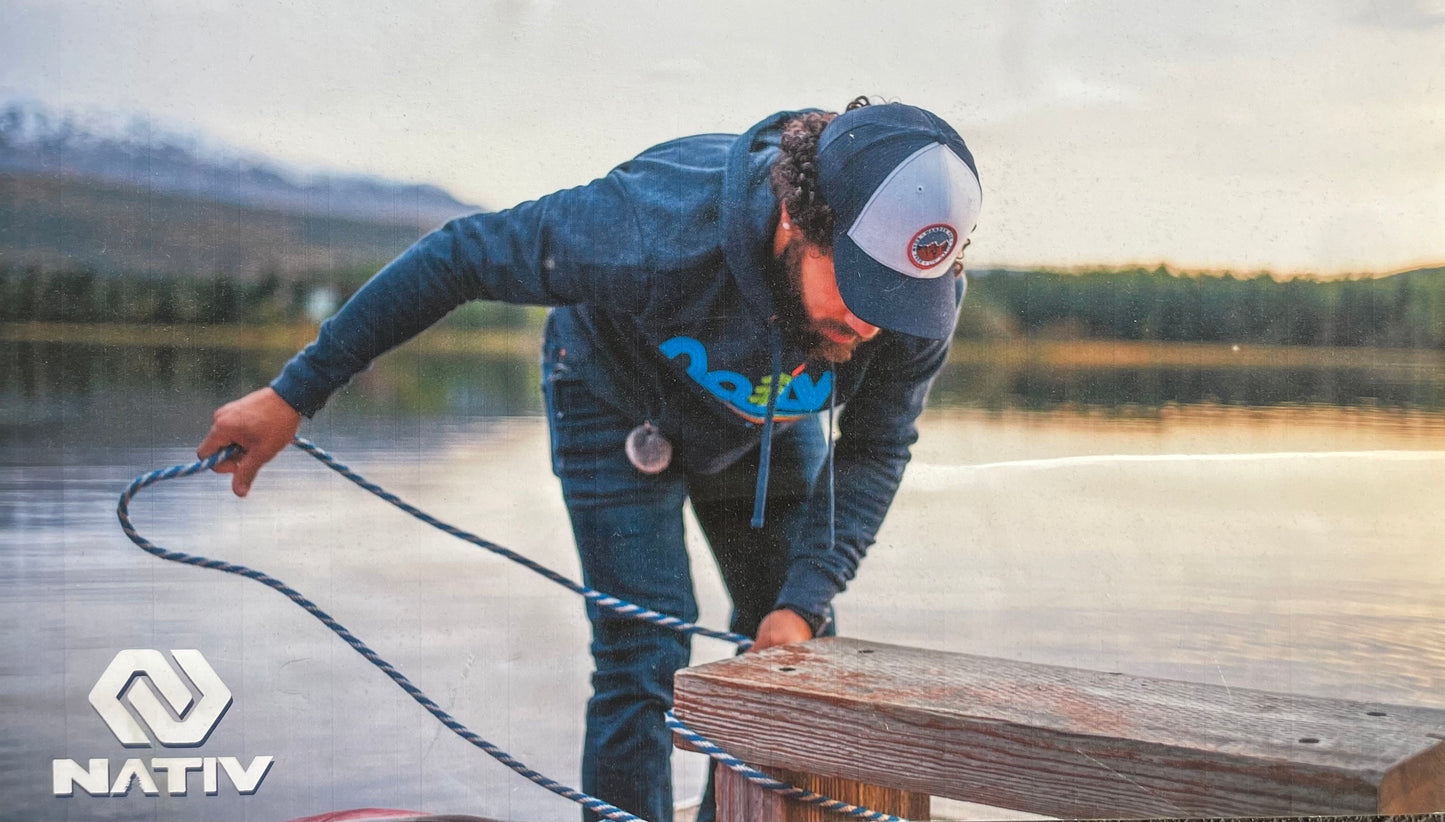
xmin=833 ymin=234 xmax=961 ymax=340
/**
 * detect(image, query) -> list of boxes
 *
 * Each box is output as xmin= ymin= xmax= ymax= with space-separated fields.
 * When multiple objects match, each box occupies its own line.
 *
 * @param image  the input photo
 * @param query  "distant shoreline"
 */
xmin=5 ymin=321 xmax=1443 ymax=370
xmin=0 ymin=321 xmax=542 ymax=356
xmin=947 ymin=338 xmax=1445 ymax=369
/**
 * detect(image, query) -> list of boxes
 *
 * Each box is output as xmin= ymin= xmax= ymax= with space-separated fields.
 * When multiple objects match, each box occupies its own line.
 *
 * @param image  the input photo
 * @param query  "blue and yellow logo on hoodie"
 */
xmin=661 ymin=336 xmax=832 ymax=424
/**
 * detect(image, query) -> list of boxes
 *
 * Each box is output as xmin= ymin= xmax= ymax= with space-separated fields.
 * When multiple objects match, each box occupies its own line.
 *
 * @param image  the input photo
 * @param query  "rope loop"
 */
xmin=116 ymin=436 xmax=905 ymax=822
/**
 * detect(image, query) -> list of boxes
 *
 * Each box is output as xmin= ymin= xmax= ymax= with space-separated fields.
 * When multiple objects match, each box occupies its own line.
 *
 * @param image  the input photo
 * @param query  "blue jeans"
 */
xmin=543 ymin=359 xmax=827 ymax=822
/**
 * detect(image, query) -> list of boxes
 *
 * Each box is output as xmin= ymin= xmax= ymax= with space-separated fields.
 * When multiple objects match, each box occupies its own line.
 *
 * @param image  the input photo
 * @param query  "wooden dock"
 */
xmin=674 ymin=637 xmax=1445 ymax=821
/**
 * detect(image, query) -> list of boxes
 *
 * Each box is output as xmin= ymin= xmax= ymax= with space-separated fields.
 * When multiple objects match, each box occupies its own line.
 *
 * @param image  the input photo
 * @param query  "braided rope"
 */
xmin=117 ymin=445 xmax=639 ymax=821
xmin=288 ymin=436 xmax=753 ymax=649
xmin=664 ymin=711 xmax=904 ymax=822
xmin=116 ymin=436 xmax=906 ymax=822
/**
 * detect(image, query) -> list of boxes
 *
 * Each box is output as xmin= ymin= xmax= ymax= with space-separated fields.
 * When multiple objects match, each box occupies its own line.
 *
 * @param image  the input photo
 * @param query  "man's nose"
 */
xmin=845 ymin=312 xmax=880 ymax=340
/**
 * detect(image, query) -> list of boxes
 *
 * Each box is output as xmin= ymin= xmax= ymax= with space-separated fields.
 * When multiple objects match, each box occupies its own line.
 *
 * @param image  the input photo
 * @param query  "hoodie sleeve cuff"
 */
xmin=780 ymin=605 xmax=832 ymax=637
xmin=774 ymin=563 xmax=842 ymax=635
xmin=270 ymin=355 xmax=334 ymax=419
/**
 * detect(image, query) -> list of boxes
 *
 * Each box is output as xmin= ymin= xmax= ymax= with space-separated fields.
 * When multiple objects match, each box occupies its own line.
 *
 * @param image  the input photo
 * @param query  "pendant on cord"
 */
xmin=625 ymin=421 xmax=673 ymax=475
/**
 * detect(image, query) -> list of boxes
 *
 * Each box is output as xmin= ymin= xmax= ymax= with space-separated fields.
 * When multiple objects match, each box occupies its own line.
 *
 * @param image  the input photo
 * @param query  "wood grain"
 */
xmin=673 ymin=638 xmax=1445 ymax=819
xmin=1379 ymin=740 xmax=1445 ymax=814
xmin=713 ymin=763 xmax=929 ymax=822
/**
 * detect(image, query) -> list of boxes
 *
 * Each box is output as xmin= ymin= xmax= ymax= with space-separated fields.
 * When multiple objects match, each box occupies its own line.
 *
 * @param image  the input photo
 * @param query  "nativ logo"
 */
xmin=53 ymin=649 xmax=275 ymax=798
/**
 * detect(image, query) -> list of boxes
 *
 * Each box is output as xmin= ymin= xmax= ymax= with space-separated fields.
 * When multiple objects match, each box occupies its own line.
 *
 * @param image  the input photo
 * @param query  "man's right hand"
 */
xmin=198 ymin=387 xmax=302 ymax=497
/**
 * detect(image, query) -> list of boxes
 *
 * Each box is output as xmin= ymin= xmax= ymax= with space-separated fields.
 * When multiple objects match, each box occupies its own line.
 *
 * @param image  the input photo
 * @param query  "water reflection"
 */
xmin=1 ymin=340 xmax=543 ymax=450
xmin=931 ymin=358 xmax=1445 ymax=412
xmin=2 ymin=337 xmax=1443 ymax=822
xmin=6 ymin=340 xmax=1444 ymax=439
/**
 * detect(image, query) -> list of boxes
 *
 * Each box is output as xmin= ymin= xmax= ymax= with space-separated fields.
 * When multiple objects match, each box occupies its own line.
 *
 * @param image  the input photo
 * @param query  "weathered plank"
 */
xmin=713 ymin=763 xmax=929 ymax=822
xmin=1380 ymin=737 xmax=1445 ymax=814
xmin=673 ymin=638 xmax=1445 ymax=819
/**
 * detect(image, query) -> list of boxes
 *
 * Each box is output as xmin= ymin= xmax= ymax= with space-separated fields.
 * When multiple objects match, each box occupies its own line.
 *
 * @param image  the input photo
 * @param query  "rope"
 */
xmin=295 ymin=437 xmax=753 ymax=649
xmin=117 ymin=444 xmax=639 ymax=821
xmin=665 ymin=711 xmax=902 ymax=822
xmin=116 ymin=436 xmax=907 ymax=822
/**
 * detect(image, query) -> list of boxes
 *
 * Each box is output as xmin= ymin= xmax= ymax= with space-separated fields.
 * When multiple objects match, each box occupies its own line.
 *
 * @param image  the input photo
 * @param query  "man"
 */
xmin=199 ymin=97 xmax=981 ymax=821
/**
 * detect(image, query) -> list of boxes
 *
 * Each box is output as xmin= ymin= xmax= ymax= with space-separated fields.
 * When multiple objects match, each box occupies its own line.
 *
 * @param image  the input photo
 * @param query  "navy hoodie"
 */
xmin=271 ymin=110 xmax=960 ymax=628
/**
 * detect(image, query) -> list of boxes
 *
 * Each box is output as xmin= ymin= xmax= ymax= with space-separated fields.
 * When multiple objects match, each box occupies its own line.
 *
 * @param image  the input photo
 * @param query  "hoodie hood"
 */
xmin=719 ymin=110 xmax=793 ymax=327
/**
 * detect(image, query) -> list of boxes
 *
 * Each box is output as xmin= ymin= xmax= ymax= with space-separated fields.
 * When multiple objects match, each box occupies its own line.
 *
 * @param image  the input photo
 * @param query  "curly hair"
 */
xmin=769 ymin=96 xmax=873 ymax=249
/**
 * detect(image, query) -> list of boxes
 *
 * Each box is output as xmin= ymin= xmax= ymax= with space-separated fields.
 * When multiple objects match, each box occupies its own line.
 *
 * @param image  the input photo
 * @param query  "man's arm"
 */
xmin=199 ymin=173 xmax=649 ymax=494
xmin=771 ymin=333 xmax=953 ymax=634
xmin=270 ymin=177 xmax=651 ymax=417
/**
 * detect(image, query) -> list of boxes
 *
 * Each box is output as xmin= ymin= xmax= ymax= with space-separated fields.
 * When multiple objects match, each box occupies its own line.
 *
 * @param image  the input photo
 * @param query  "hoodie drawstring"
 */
xmin=750 ymin=323 xmax=784 ymax=528
xmin=751 ymin=325 xmax=838 ymax=552
xmin=826 ymin=366 xmax=836 ymax=550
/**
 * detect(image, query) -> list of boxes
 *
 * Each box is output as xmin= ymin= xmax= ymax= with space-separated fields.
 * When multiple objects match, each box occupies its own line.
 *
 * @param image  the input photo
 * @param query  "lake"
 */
xmin=2 ymin=334 xmax=1443 ymax=821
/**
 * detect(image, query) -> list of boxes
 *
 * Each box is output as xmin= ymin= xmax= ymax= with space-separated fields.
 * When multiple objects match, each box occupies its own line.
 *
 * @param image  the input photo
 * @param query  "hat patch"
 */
xmin=908 ymin=224 xmax=957 ymax=269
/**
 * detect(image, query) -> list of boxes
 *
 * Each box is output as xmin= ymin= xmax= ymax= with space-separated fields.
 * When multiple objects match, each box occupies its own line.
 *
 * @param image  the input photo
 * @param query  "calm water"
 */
xmin=3 ymin=338 xmax=1444 ymax=822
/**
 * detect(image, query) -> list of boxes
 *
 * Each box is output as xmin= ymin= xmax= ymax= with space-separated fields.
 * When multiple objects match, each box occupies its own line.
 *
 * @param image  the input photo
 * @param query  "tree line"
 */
xmin=2 ymin=265 xmax=309 ymax=326
xmin=4 ymin=262 xmax=1443 ymax=348
xmin=0 ymin=263 xmax=536 ymax=329
xmin=957 ymin=265 xmax=1445 ymax=349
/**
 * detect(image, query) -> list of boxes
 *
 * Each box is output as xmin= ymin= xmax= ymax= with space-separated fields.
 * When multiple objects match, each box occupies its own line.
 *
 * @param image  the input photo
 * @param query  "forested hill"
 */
xmin=0 ymin=99 xmax=479 ymax=281
xmin=958 ymin=265 xmax=1445 ymax=349
xmin=0 ymin=171 xmax=450 ymax=281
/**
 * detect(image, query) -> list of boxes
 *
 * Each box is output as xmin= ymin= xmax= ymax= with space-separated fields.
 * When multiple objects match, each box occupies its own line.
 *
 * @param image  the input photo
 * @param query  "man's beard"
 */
xmin=772 ymin=238 xmax=865 ymax=364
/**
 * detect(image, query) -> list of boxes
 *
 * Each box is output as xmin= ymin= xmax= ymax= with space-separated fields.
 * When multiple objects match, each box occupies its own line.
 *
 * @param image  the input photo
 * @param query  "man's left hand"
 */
xmin=750 ymin=609 xmax=813 ymax=652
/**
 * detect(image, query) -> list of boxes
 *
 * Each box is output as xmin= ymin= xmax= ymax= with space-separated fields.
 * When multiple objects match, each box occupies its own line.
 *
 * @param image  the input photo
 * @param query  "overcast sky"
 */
xmin=3 ymin=0 xmax=1442 ymax=275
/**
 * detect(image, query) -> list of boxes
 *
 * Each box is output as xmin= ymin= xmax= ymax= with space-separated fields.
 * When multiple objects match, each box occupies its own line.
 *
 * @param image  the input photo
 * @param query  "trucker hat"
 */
xmin=816 ymin=103 xmax=982 ymax=340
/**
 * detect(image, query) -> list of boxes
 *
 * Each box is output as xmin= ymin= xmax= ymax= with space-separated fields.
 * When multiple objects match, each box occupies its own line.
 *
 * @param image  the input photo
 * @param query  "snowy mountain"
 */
xmin=0 ymin=98 xmax=478 ymax=228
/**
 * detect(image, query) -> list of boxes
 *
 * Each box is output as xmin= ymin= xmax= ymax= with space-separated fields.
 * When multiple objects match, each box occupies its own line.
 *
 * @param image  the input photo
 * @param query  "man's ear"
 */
xmin=773 ymin=202 xmax=797 ymax=256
